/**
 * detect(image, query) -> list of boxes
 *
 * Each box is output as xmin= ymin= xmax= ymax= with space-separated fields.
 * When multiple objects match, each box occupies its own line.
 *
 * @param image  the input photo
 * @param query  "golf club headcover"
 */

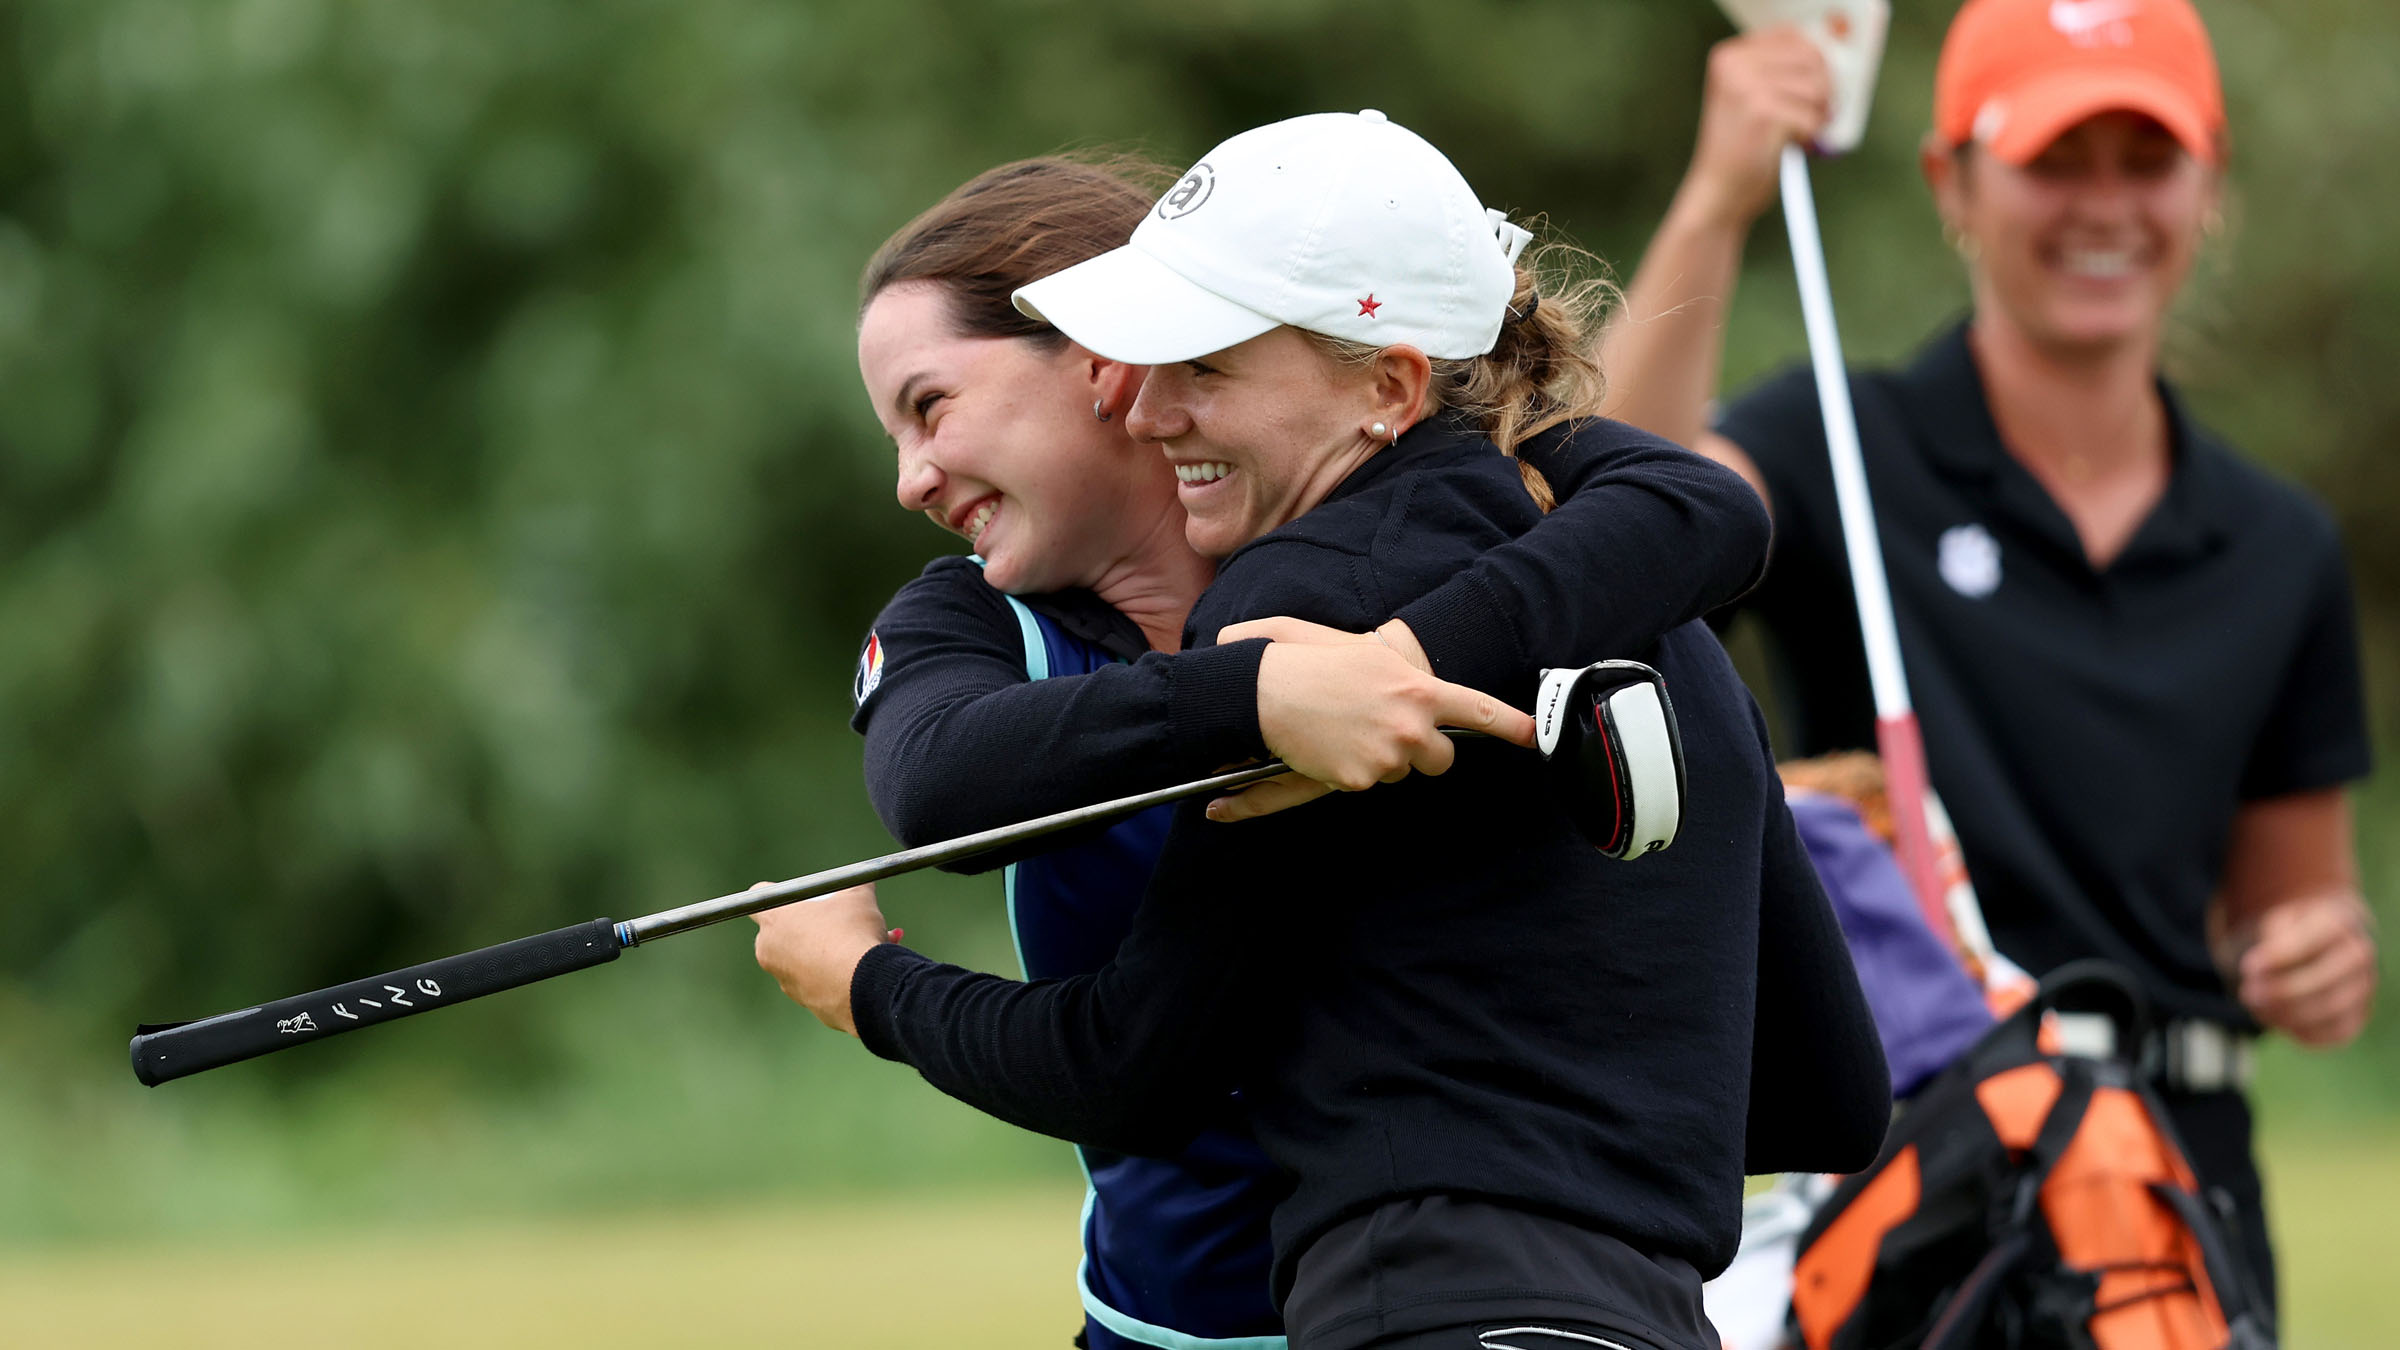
xmin=1533 ymin=660 xmax=1686 ymax=859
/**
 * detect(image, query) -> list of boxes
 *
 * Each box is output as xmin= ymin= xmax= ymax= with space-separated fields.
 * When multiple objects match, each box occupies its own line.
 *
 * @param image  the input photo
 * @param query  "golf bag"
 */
xmin=1788 ymin=963 xmax=2274 ymax=1350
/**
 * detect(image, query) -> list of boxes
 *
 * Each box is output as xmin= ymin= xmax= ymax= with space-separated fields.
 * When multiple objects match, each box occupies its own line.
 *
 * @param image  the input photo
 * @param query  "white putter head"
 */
xmin=1533 ymin=660 xmax=1687 ymax=860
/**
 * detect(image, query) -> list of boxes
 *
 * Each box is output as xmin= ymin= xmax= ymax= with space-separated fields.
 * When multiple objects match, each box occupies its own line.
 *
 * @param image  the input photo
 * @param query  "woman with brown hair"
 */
xmin=756 ymin=112 xmax=1887 ymax=1350
xmin=1598 ymin=0 xmax=2376 ymax=1317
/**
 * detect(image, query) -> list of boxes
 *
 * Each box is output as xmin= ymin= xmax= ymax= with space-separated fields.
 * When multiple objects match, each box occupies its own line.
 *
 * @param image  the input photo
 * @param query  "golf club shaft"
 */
xmin=1778 ymin=144 xmax=1954 ymax=944
xmin=130 ymin=756 xmax=1300 ymax=1086
xmin=621 ymin=757 xmax=1295 ymax=944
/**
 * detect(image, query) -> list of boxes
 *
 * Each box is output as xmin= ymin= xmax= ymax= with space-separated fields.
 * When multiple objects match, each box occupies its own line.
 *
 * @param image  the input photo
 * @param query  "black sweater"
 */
xmin=853 ymin=418 xmax=1773 ymax=846
xmin=852 ymin=423 xmax=1886 ymax=1300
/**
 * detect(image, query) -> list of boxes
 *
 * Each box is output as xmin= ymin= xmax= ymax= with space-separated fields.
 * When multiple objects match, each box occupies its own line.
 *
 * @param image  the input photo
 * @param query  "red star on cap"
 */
xmin=1357 ymin=294 xmax=1382 ymax=317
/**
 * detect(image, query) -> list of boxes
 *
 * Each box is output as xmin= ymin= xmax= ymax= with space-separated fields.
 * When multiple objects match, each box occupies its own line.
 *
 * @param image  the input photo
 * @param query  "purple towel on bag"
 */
xmin=1787 ymin=791 xmax=1994 ymax=1098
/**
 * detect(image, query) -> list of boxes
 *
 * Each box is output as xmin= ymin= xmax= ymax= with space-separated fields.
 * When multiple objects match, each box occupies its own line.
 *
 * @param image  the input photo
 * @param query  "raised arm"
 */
xmin=1388 ymin=418 xmax=1770 ymax=703
xmin=1594 ymin=26 xmax=1831 ymax=507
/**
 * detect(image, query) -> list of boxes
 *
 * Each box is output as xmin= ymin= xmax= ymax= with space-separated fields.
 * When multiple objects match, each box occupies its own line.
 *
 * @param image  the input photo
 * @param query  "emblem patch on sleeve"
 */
xmin=853 ymin=631 xmax=886 ymax=707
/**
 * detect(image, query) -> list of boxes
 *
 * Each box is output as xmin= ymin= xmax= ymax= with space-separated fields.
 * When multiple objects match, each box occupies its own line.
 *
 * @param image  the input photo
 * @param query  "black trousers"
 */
xmin=2159 ymin=1088 xmax=2276 ymax=1328
xmin=1359 ymin=1321 xmax=1665 ymax=1350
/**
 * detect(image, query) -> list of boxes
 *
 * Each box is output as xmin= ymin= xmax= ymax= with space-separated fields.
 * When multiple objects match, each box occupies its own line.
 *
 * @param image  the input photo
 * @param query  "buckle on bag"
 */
xmin=1533 ymin=660 xmax=1686 ymax=860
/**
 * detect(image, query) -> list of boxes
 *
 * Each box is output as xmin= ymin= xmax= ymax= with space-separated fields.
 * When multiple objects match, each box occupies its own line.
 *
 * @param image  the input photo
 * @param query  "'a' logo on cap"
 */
xmin=1157 ymin=163 xmax=1215 ymax=221
xmin=1357 ymin=294 xmax=1382 ymax=317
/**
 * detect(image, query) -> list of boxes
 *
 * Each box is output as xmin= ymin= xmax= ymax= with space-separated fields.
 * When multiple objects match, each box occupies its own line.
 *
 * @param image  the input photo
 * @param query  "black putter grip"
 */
xmin=129 ymin=919 xmax=622 ymax=1086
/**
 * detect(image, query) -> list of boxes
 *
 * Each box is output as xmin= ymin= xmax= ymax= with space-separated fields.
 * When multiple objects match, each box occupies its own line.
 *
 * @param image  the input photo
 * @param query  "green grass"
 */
xmin=2263 ymin=1127 xmax=2400 ymax=1350
xmin=5 ymin=852 xmax=2391 ymax=1344
xmin=2 ymin=1129 xmax=2392 ymax=1348
xmin=0 ymin=1185 xmax=1093 ymax=1349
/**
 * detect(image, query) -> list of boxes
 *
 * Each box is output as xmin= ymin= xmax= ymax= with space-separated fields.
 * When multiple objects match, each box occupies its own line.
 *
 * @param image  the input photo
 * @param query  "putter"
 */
xmin=130 ymin=660 xmax=1684 ymax=1086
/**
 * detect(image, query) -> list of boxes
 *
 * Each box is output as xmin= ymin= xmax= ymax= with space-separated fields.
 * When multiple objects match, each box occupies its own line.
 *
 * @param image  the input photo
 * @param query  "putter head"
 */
xmin=1533 ymin=660 xmax=1687 ymax=859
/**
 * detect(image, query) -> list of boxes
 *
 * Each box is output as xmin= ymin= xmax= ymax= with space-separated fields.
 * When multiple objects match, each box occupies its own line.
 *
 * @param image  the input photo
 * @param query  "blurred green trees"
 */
xmin=2 ymin=0 xmax=2394 ymax=1113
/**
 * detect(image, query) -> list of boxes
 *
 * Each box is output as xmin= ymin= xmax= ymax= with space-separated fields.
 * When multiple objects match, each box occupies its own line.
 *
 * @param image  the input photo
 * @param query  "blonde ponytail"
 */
xmin=1305 ymin=231 xmax=1618 ymax=512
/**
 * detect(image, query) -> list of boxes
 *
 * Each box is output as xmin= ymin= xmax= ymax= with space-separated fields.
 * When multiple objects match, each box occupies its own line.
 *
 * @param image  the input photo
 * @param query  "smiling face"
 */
xmin=1125 ymin=327 xmax=1395 ymax=559
xmin=857 ymin=282 xmax=1174 ymax=594
xmin=1933 ymin=111 xmax=2219 ymax=355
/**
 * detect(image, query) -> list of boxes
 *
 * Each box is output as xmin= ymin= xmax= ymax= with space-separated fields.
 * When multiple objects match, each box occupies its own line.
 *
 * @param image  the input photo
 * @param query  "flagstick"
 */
xmin=1777 ymin=143 xmax=1956 ymax=945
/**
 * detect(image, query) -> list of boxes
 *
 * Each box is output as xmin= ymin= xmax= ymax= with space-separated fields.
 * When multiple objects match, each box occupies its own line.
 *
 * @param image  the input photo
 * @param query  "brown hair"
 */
xmin=1778 ymin=751 xmax=1893 ymax=844
xmin=859 ymin=152 xmax=1176 ymax=348
xmin=1305 ymin=231 xmax=1619 ymax=511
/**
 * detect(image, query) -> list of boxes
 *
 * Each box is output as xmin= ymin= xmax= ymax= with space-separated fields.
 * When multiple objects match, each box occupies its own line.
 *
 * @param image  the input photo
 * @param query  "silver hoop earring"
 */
xmin=1370 ymin=421 xmax=1389 ymax=440
xmin=1094 ymin=400 xmax=1111 ymax=423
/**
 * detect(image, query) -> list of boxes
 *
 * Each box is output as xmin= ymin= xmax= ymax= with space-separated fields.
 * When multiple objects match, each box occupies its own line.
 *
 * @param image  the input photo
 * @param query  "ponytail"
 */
xmin=1305 ymin=233 xmax=1619 ymax=512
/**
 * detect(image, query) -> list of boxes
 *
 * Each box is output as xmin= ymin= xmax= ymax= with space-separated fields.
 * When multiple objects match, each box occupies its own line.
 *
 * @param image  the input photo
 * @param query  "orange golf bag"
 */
xmin=1788 ymin=963 xmax=2273 ymax=1350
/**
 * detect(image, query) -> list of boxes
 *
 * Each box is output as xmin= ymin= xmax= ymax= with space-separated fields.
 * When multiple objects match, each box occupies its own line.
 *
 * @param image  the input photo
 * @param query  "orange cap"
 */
xmin=1934 ymin=0 xmax=2225 ymax=166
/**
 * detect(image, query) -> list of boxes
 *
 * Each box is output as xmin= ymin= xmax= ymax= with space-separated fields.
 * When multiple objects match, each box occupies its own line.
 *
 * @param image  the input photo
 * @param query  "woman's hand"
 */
xmin=2211 ymin=788 xmax=2376 ymax=1048
xmin=1211 ymin=617 xmax=1535 ymax=823
xmin=2227 ymin=892 xmax=2378 ymax=1048
xmin=751 ymin=883 xmax=903 ymax=1037
xmin=1676 ymin=27 xmax=1834 ymax=230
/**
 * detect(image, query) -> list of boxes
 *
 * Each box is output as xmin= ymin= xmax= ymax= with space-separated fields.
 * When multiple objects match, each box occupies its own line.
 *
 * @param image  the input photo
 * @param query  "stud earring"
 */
xmin=1370 ymin=421 xmax=1389 ymax=440
xmin=1094 ymin=400 xmax=1111 ymax=423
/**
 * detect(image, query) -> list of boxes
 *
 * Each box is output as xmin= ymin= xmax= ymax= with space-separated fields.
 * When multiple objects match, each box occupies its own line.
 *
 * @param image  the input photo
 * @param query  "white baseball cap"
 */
xmin=1012 ymin=110 xmax=1535 ymax=365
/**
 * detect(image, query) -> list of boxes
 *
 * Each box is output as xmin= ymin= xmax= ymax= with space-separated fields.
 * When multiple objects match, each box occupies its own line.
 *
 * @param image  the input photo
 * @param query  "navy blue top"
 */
xmin=997 ymin=591 xmax=1287 ymax=1348
xmin=850 ymin=419 xmax=1888 ymax=1326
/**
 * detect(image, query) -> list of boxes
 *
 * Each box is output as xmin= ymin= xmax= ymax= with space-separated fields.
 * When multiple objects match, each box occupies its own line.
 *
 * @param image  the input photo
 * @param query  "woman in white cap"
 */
xmin=1598 ymin=0 xmax=2374 ymax=1315
xmin=781 ymin=151 xmax=1789 ymax=1350
xmin=756 ymin=111 xmax=1889 ymax=1350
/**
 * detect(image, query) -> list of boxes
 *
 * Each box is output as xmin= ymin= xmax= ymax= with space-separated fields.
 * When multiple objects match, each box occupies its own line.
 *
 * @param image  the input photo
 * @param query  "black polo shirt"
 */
xmin=1716 ymin=322 xmax=2371 ymax=1028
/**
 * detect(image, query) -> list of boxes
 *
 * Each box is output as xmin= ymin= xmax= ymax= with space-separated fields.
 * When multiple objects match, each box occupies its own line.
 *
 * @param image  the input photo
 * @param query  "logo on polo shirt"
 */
xmin=1939 ymin=524 xmax=2003 ymax=599
xmin=853 ymin=630 xmax=886 ymax=707
xmin=1156 ymin=163 xmax=1215 ymax=221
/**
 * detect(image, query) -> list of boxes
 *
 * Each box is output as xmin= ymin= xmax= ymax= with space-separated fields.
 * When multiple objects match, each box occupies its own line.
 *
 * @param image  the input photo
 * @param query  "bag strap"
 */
xmin=2146 ymin=1181 xmax=2279 ymax=1349
xmin=1918 ymin=1062 xmax=2099 ymax=1350
xmin=1915 ymin=1230 xmax=2035 ymax=1350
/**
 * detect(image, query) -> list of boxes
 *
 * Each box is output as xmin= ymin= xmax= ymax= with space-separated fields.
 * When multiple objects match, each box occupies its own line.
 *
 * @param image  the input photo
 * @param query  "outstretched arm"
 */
xmin=757 ymin=795 xmax=1332 ymax=1156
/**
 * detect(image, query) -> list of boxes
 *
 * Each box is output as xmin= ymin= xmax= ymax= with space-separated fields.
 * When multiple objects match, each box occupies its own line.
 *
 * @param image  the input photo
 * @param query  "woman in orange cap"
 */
xmin=1597 ymin=0 xmax=2375 ymax=1320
